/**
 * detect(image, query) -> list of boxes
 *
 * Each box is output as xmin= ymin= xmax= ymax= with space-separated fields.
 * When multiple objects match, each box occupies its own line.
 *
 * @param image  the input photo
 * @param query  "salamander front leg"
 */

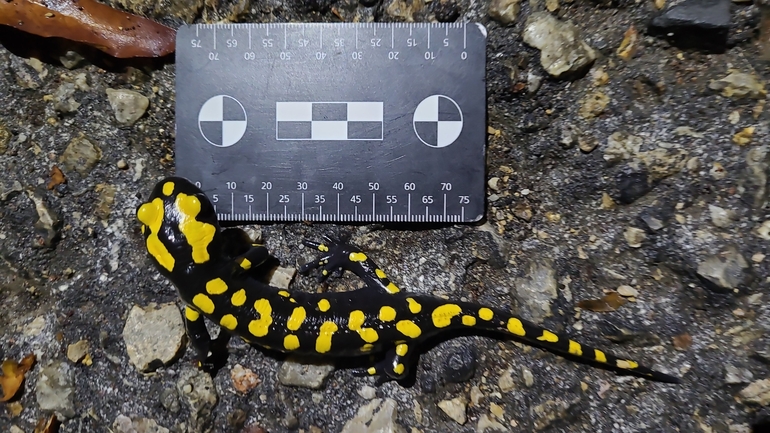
xmin=231 ymin=244 xmax=271 ymax=276
xmin=183 ymin=306 xmax=213 ymax=368
xmin=300 ymin=236 xmax=402 ymax=295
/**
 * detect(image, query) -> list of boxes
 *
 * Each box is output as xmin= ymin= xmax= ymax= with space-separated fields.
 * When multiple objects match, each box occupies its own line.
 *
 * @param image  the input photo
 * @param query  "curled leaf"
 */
xmin=0 ymin=353 xmax=36 ymax=402
xmin=48 ymin=165 xmax=66 ymax=190
xmin=34 ymin=413 xmax=61 ymax=433
xmin=577 ymin=291 xmax=627 ymax=312
xmin=0 ymin=0 xmax=175 ymax=58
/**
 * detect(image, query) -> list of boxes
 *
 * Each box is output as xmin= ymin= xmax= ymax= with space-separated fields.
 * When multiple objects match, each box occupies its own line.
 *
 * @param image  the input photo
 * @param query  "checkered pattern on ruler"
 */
xmin=276 ymin=102 xmax=383 ymax=140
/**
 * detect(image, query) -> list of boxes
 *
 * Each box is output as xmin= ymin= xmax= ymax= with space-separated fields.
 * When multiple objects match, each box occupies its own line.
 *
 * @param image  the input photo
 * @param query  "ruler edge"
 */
xmin=174 ymin=21 xmax=488 ymax=224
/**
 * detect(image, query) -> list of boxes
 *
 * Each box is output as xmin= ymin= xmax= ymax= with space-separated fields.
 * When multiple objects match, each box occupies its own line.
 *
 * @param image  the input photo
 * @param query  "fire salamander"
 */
xmin=136 ymin=177 xmax=679 ymax=384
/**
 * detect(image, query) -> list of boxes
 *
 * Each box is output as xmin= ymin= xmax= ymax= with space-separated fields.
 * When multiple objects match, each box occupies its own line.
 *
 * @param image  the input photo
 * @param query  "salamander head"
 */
xmin=136 ymin=177 xmax=222 ymax=275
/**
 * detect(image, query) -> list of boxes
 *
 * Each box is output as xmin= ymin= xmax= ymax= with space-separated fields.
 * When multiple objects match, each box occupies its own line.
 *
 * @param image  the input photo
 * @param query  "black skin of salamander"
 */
xmin=137 ymin=177 xmax=681 ymax=384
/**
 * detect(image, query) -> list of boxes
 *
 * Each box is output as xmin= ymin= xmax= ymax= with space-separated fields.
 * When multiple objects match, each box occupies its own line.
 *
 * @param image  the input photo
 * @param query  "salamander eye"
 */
xmin=137 ymin=202 xmax=159 ymax=226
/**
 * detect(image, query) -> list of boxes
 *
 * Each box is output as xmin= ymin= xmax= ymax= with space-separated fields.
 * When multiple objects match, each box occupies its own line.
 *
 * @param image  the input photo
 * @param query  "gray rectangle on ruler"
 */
xmin=347 ymin=121 xmax=383 ymax=140
xmin=312 ymin=103 xmax=347 ymax=121
xmin=277 ymin=121 xmax=312 ymax=140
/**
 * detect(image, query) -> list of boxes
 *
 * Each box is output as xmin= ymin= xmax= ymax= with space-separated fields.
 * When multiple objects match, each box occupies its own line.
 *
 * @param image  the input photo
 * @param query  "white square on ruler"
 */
xmin=311 ymin=121 xmax=347 ymax=140
xmin=276 ymin=102 xmax=313 ymax=122
xmin=347 ymin=102 xmax=383 ymax=122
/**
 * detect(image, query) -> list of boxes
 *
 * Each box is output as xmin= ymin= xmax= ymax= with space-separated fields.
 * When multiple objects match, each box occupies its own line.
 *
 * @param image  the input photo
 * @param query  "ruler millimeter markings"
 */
xmin=175 ymin=22 xmax=487 ymax=223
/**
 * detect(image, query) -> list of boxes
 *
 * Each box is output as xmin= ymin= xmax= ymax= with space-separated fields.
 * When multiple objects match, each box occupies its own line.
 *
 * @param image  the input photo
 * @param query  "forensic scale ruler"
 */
xmin=175 ymin=22 xmax=486 ymax=223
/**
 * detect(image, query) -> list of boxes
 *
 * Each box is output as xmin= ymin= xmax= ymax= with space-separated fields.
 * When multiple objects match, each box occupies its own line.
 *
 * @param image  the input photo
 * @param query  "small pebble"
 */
xmin=437 ymin=396 xmax=468 ymax=425
xmin=617 ymin=285 xmax=639 ymax=297
xmin=117 ymin=159 xmax=128 ymax=170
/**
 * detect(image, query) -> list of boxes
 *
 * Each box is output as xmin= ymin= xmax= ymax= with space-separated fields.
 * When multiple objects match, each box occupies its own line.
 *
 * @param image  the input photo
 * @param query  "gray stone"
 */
xmin=512 ymin=259 xmax=558 ymax=323
xmin=176 ymin=368 xmax=218 ymax=433
xmin=59 ymin=135 xmax=102 ymax=176
xmin=277 ymin=357 xmax=335 ymax=389
xmin=52 ymin=82 xmax=80 ymax=113
xmin=710 ymin=72 xmax=766 ymax=99
xmin=437 ymin=396 xmax=468 ymax=425
xmin=696 ymin=246 xmax=750 ymax=290
xmin=489 ymin=0 xmax=521 ymax=24
xmin=522 ymin=12 xmax=596 ymax=78
xmin=106 ymin=88 xmax=150 ymax=125
xmin=26 ymin=187 xmax=61 ymax=248
xmin=725 ymin=365 xmax=754 ymax=384
xmin=341 ymin=398 xmax=405 ymax=433
xmin=709 ymin=205 xmax=737 ymax=228
xmin=36 ymin=361 xmax=76 ymax=420
xmin=738 ymin=379 xmax=770 ymax=406
xmin=649 ymin=0 xmax=730 ymax=51
xmin=123 ymin=303 xmax=186 ymax=372
xmin=112 ymin=414 xmax=170 ymax=433
xmin=746 ymin=146 xmax=768 ymax=208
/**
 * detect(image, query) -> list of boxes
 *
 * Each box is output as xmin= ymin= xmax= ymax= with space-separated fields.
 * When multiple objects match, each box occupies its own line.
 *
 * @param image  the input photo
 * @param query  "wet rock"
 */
xmin=512 ymin=259 xmax=558 ymax=322
xmin=489 ymin=0 xmax=521 ymax=24
xmin=442 ymin=345 xmax=477 ymax=383
xmin=746 ymin=146 xmax=768 ymax=208
xmin=230 ymin=364 xmax=260 ymax=393
xmin=739 ymin=379 xmax=770 ymax=405
xmin=438 ymin=395 xmax=468 ymax=425
xmin=709 ymin=205 xmax=737 ymax=228
xmin=341 ymin=398 xmax=405 ymax=433
xmin=697 ymin=247 xmax=751 ymax=291
xmin=123 ymin=303 xmax=186 ymax=372
xmin=177 ymin=368 xmax=218 ymax=433
xmin=66 ymin=340 xmax=90 ymax=364
xmin=112 ymin=414 xmax=170 ymax=433
xmin=616 ymin=170 xmax=652 ymax=204
xmin=36 ymin=361 xmax=76 ymax=420
xmin=51 ymin=82 xmax=80 ymax=113
xmin=277 ymin=358 xmax=335 ymax=389
xmin=725 ymin=365 xmax=754 ymax=384
xmin=522 ymin=12 xmax=596 ymax=78
xmin=649 ymin=0 xmax=730 ymax=52
xmin=640 ymin=213 xmax=665 ymax=231
xmin=624 ymin=227 xmax=646 ymax=248
xmin=26 ymin=188 xmax=61 ymax=248
xmin=709 ymin=72 xmax=766 ymax=99
xmin=59 ymin=135 xmax=102 ymax=176
xmin=106 ymin=88 xmax=150 ymax=126
xmin=94 ymin=184 xmax=118 ymax=221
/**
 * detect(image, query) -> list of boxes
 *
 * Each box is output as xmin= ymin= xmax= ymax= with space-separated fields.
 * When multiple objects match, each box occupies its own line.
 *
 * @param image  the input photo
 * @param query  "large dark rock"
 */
xmin=649 ymin=0 xmax=731 ymax=52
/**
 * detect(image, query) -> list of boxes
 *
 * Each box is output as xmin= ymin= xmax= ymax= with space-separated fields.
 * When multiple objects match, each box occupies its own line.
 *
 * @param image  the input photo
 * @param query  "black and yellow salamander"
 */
xmin=136 ymin=177 xmax=679 ymax=384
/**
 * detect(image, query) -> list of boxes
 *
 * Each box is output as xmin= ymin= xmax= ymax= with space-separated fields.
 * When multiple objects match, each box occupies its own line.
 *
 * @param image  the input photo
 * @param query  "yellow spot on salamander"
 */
xmin=220 ymin=314 xmax=238 ymax=330
xmin=406 ymin=298 xmax=421 ymax=314
xmin=231 ymin=289 xmax=247 ymax=307
xmin=176 ymin=193 xmax=216 ymax=264
xmin=367 ymin=366 xmax=377 ymax=375
xmin=359 ymin=328 xmax=379 ymax=343
xmin=318 ymin=299 xmax=331 ymax=312
xmin=239 ymin=258 xmax=252 ymax=269
xmin=396 ymin=320 xmax=422 ymax=338
xmin=137 ymin=198 xmax=175 ymax=272
xmin=206 ymin=278 xmax=228 ymax=295
xmin=385 ymin=283 xmax=400 ymax=294
xmin=506 ymin=318 xmax=526 ymax=336
xmin=594 ymin=349 xmax=607 ymax=363
xmin=185 ymin=307 xmax=200 ymax=321
xmin=349 ymin=252 xmax=367 ymax=262
xmin=284 ymin=335 xmax=300 ymax=350
xmin=192 ymin=293 xmax=214 ymax=314
xmin=379 ymin=306 xmax=397 ymax=322
xmin=318 ymin=244 xmax=329 ymax=252
xmin=568 ymin=340 xmax=583 ymax=357
xmin=395 ymin=344 xmax=408 ymax=356
xmin=248 ymin=299 xmax=273 ymax=337
xmin=315 ymin=321 xmax=338 ymax=353
xmin=278 ymin=290 xmax=290 ymax=298
xmin=287 ymin=306 xmax=306 ymax=331
xmin=349 ymin=310 xmax=379 ymax=343
xmin=432 ymin=304 xmax=462 ymax=328
xmin=162 ymin=181 xmax=174 ymax=196
xmin=537 ymin=330 xmax=558 ymax=343
xmin=361 ymin=344 xmax=374 ymax=352
xmin=616 ymin=359 xmax=638 ymax=370
xmin=462 ymin=315 xmax=477 ymax=326
xmin=375 ymin=269 xmax=387 ymax=279
xmin=394 ymin=363 xmax=405 ymax=375
xmin=479 ymin=308 xmax=494 ymax=321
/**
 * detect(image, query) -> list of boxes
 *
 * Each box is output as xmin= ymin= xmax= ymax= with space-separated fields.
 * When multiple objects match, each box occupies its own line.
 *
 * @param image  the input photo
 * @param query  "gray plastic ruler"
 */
xmin=175 ymin=23 xmax=486 ymax=223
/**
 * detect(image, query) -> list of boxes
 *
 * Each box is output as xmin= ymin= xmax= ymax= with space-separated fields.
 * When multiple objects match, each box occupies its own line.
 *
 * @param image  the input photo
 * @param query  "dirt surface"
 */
xmin=1 ymin=0 xmax=769 ymax=432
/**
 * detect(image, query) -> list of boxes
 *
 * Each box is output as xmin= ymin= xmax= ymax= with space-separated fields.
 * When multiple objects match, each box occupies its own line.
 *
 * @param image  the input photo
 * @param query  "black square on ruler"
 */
xmin=347 ymin=122 xmax=383 ymax=140
xmin=223 ymin=97 xmax=246 ymax=121
xmin=414 ymin=122 xmax=438 ymax=147
xmin=312 ymin=103 xmax=347 ymax=121
xmin=199 ymin=121 xmax=223 ymax=145
xmin=438 ymin=96 xmax=462 ymax=121
xmin=277 ymin=121 xmax=312 ymax=140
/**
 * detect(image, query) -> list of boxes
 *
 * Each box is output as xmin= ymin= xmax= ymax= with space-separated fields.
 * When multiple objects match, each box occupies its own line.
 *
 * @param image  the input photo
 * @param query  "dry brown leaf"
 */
xmin=0 ymin=0 xmax=175 ymax=58
xmin=0 ymin=353 xmax=36 ymax=402
xmin=48 ymin=165 xmax=66 ymax=190
xmin=672 ymin=333 xmax=692 ymax=350
xmin=577 ymin=291 xmax=627 ymax=312
xmin=34 ymin=413 xmax=61 ymax=433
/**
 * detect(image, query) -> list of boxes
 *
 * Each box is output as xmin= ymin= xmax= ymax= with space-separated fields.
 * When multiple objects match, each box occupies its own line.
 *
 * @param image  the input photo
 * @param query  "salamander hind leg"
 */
xmin=352 ymin=343 xmax=414 ymax=383
xmin=300 ymin=235 xmax=401 ymax=295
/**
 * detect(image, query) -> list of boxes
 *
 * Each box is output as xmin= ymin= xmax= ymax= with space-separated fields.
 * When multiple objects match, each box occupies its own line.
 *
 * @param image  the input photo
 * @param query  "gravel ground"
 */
xmin=1 ymin=0 xmax=769 ymax=432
